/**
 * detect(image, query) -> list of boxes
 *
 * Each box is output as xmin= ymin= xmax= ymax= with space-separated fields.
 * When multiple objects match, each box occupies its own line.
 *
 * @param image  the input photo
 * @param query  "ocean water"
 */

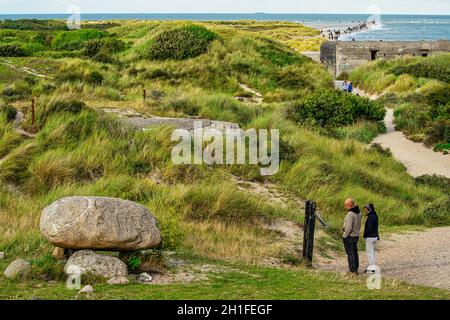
xmin=0 ymin=13 xmax=449 ymax=41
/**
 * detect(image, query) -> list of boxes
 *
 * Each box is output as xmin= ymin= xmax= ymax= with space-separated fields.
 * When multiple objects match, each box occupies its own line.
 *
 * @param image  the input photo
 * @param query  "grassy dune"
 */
xmin=0 ymin=20 xmax=449 ymax=299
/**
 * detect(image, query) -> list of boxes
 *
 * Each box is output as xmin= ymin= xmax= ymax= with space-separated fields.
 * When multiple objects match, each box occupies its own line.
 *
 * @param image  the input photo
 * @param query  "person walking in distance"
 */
xmin=363 ymin=204 xmax=380 ymax=273
xmin=343 ymin=198 xmax=362 ymax=275
xmin=342 ymin=80 xmax=349 ymax=92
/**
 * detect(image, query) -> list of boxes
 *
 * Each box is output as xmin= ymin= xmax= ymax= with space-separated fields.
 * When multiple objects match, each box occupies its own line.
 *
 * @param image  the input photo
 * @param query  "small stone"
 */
xmin=78 ymin=285 xmax=94 ymax=294
xmin=52 ymin=247 xmax=65 ymax=260
xmin=137 ymin=272 xmax=153 ymax=284
xmin=107 ymin=276 xmax=129 ymax=285
xmin=4 ymin=259 xmax=31 ymax=279
xmin=0 ymin=252 xmax=4 ymax=259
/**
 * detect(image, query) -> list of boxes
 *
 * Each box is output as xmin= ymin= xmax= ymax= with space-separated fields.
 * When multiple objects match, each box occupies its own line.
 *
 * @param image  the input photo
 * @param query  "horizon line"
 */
xmin=1 ymin=12 xmax=450 ymax=16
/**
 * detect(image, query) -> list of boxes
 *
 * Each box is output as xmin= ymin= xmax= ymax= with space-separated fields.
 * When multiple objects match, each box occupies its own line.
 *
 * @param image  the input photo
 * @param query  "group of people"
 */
xmin=342 ymin=80 xmax=353 ymax=93
xmin=342 ymin=198 xmax=380 ymax=275
xmin=321 ymin=20 xmax=377 ymax=40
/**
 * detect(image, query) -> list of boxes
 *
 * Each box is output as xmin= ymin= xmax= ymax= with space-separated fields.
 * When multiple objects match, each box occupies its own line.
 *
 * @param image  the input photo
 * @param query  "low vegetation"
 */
xmin=350 ymin=54 xmax=450 ymax=151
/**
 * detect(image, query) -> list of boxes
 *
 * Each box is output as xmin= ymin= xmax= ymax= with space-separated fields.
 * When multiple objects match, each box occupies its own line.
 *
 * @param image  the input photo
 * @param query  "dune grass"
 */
xmin=0 ymin=20 xmax=448 ymax=299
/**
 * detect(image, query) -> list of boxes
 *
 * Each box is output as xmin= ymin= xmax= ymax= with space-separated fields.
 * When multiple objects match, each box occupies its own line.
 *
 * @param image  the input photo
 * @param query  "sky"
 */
xmin=1 ymin=0 xmax=450 ymax=15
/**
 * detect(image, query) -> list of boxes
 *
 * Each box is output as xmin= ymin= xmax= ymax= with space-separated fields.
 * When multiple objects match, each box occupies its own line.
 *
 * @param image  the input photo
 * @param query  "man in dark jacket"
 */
xmin=363 ymin=204 xmax=380 ymax=273
xmin=343 ymin=198 xmax=362 ymax=275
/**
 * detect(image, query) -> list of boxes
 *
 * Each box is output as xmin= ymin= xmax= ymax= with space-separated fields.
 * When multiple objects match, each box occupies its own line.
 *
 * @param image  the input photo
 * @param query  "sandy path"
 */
xmin=343 ymin=83 xmax=450 ymax=178
xmin=317 ymin=227 xmax=450 ymax=290
xmin=373 ymin=109 xmax=450 ymax=178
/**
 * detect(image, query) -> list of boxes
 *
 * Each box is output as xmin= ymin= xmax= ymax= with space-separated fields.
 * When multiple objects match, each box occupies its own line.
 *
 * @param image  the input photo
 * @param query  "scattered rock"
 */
xmin=64 ymin=250 xmax=128 ymax=278
xmin=4 ymin=259 xmax=31 ymax=279
xmin=0 ymin=252 xmax=4 ymax=259
xmin=137 ymin=272 xmax=153 ymax=284
xmin=107 ymin=276 xmax=129 ymax=285
xmin=40 ymin=196 xmax=162 ymax=251
xmin=78 ymin=285 xmax=94 ymax=294
xmin=52 ymin=247 xmax=65 ymax=260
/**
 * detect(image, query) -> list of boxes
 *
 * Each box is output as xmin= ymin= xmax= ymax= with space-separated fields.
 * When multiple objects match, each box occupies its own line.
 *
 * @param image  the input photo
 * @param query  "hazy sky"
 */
xmin=1 ymin=0 xmax=450 ymax=15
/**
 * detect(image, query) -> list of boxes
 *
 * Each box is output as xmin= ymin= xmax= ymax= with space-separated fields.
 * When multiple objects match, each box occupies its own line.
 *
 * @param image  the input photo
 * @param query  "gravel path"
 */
xmin=317 ymin=227 xmax=450 ymax=290
xmin=373 ymin=109 xmax=450 ymax=178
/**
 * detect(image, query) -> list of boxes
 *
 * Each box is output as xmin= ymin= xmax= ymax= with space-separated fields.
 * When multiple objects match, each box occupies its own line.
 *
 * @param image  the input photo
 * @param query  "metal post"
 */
xmin=302 ymin=200 xmax=317 ymax=265
xmin=31 ymin=98 xmax=35 ymax=132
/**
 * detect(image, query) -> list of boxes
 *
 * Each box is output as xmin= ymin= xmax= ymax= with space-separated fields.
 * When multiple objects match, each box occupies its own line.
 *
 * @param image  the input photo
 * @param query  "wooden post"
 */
xmin=31 ymin=98 xmax=35 ymax=132
xmin=143 ymin=89 xmax=147 ymax=101
xmin=302 ymin=200 xmax=317 ymax=265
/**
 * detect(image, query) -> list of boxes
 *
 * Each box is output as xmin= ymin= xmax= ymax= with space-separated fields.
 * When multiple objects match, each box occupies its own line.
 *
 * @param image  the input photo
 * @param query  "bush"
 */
xmin=336 ymin=71 xmax=349 ymax=81
xmin=82 ymin=37 xmax=127 ymax=60
xmin=0 ymin=104 xmax=17 ymax=122
xmin=369 ymin=143 xmax=392 ymax=157
xmin=52 ymin=29 xmax=108 ymax=51
xmin=1 ymin=80 xmax=33 ymax=101
xmin=0 ymin=19 xmax=67 ymax=31
xmin=415 ymin=175 xmax=450 ymax=194
xmin=0 ymin=44 xmax=28 ymax=57
xmin=86 ymin=71 xmax=104 ymax=86
xmin=148 ymin=25 xmax=216 ymax=60
xmin=424 ymin=119 xmax=450 ymax=146
xmin=37 ymin=99 xmax=88 ymax=128
xmin=287 ymin=89 xmax=385 ymax=127
xmin=391 ymin=60 xmax=450 ymax=83
xmin=422 ymin=198 xmax=450 ymax=226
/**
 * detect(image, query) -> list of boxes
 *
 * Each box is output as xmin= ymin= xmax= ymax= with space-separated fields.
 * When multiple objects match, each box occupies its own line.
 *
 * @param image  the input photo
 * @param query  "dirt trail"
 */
xmin=373 ymin=109 xmax=450 ymax=177
xmin=350 ymin=84 xmax=450 ymax=178
xmin=0 ymin=59 xmax=52 ymax=79
xmin=236 ymin=83 xmax=263 ymax=104
xmin=317 ymin=227 xmax=450 ymax=290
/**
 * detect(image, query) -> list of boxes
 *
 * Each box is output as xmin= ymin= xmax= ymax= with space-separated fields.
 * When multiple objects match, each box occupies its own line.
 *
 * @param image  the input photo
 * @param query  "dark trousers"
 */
xmin=343 ymin=236 xmax=359 ymax=273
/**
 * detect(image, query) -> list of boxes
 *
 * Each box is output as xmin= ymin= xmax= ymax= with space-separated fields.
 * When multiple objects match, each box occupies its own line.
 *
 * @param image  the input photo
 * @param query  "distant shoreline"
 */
xmin=1 ymin=13 xmax=449 ymax=41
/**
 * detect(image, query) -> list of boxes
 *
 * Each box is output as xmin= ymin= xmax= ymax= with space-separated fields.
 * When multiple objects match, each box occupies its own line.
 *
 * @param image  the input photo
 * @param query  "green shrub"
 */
xmin=286 ymin=89 xmax=385 ymax=127
xmin=86 ymin=71 xmax=104 ymax=86
xmin=256 ymin=40 xmax=304 ymax=66
xmin=168 ymin=98 xmax=200 ymax=116
xmin=369 ymin=143 xmax=392 ymax=157
xmin=1 ymin=80 xmax=33 ymax=101
xmin=52 ymin=29 xmax=108 ymax=51
xmin=37 ymin=99 xmax=88 ymax=129
xmin=148 ymin=25 xmax=216 ymax=60
xmin=0 ymin=104 xmax=17 ymax=122
xmin=82 ymin=37 xmax=127 ymax=60
xmin=391 ymin=60 xmax=450 ymax=83
xmin=424 ymin=119 xmax=450 ymax=146
xmin=336 ymin=71 xmax=350 ymax=81
xmin=0 ymin=19 xmax=67 ymax=31
xmin=415 ymin=175 xmax=450 ymax=195
xmin=422 ymin=198 xmax=450 ymax=226
xmin=0 ymin=44 xmax=28 ymax=57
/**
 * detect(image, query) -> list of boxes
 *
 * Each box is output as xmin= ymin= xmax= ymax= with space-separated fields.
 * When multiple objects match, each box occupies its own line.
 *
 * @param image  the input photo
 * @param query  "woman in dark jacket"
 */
xmin=363 ymin=204 xmax=379 ymax=273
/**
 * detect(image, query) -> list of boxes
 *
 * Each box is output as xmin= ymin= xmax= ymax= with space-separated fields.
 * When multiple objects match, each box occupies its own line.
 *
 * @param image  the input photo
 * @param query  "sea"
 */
xmin=0 ymin=13 xmax=449 ymax=41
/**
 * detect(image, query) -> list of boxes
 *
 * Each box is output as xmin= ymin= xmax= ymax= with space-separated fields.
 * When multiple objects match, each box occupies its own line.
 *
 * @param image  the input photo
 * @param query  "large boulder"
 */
xmin=4 ymin=259 xmax=31 ymax=279
xmin=64 ymin=250 xmax=127 ymax=278
xmin=40 ymin=196 xmax=162 ymax=251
